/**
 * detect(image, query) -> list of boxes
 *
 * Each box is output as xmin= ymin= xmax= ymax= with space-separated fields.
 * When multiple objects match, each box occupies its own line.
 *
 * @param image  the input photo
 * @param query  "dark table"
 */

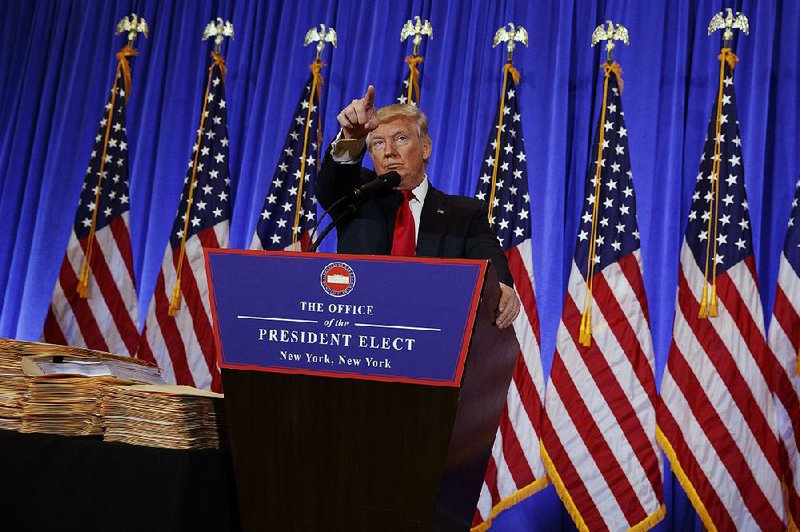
xmin=0 ymin=430 xmax=240 ymax=532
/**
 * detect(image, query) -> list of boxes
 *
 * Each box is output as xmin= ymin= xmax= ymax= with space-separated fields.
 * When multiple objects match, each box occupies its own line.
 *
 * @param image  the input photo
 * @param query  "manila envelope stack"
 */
xmin=0 ymin=338 xmax=227 ymax=450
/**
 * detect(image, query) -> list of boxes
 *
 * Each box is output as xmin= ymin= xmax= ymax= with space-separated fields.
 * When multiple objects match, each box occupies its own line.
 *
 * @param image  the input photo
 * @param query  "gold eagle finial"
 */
xmin=304 ymin=24 xmax=337 ymax=61
xmin=115 ymin=13 xmax=149 ymax=46
xmin=708 ymin=8 xmax=749 ymax=46
xmin=493 ymin=23 xmax=528 ymax=63
xmin=400 ymin=16 xmax=433 ymax=56
xmin=202 ymin=18 xmax=234 ymax=53
xmin=591 ymin=20 xmax=629 ymax=61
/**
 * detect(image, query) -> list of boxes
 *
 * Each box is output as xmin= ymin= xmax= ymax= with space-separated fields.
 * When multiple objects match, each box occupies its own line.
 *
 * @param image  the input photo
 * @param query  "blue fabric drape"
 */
xmin=0 ymin=1 xmax=797 ymax=530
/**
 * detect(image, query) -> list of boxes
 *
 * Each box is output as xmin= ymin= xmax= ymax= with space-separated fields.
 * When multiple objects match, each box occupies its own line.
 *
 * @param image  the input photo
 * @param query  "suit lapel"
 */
xmin=416 ymin=186 xmax=446 ymax=257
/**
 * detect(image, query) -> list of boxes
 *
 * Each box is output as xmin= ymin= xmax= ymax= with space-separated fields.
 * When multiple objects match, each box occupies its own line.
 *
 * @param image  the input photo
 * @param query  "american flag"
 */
xmin=137 ymin=54 xmax=232 ymax=392
xmin=43 ymin=47 xmax=140 ymax=355
xmin=540 ymin=63 xmax=664 ymax=531
xmin=658 ymin=51 xmax=787 ymax=529
xmin=471 ymin=70 xmax=548 ymax=529
xmin=251 ymin=66 xmax=321 ymax=251
xmin=767 ymin=177 xmax=800 ymax=525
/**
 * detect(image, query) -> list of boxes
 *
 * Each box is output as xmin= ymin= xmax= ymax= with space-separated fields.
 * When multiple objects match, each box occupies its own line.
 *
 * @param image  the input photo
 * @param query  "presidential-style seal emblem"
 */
xmin=320 ymin=262 xmax=355 ymax=297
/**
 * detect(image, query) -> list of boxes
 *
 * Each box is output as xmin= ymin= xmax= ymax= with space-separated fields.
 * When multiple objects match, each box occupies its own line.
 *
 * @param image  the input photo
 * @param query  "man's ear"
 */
xmin=422 ymin=137 xmax=432 ymax=161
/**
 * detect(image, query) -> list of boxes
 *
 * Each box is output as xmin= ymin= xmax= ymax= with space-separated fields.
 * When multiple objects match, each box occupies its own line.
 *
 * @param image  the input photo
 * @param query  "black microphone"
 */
xmin=307 ymin=171 xmax=401 ymax=252
xmin=350 ymin=170 xmax=401 ymax=199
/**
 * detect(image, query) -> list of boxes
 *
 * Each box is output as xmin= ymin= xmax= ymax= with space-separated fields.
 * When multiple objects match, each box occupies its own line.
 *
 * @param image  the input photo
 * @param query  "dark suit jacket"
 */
xmin=317 ymin=149 xmax=513 ymax=286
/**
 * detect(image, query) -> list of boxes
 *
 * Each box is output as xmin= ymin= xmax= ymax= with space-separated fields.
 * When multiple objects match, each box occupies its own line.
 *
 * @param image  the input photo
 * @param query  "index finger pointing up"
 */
xmin=362 ymin=85 xmax=375 ymax=108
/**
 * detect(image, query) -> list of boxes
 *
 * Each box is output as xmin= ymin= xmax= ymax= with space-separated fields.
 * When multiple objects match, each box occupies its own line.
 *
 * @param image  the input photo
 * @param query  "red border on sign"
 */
xmin=203 ymin=249 xmax=486 ymax=387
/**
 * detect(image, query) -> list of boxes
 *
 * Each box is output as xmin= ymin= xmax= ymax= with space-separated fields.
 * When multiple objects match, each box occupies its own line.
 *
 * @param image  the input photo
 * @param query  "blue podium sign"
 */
xmin=205 ymin=250 xmax=487 ymax=387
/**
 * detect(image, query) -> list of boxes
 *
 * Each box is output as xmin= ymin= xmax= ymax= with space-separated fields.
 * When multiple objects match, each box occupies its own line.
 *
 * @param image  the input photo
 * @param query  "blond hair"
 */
xmin=366 ymin=104 xmax=431 ymax=147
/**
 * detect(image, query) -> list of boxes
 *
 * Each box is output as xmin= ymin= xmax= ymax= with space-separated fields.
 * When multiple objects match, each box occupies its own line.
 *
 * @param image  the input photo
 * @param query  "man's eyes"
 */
xmin=372 ymin=134 xmax=409 ymax=149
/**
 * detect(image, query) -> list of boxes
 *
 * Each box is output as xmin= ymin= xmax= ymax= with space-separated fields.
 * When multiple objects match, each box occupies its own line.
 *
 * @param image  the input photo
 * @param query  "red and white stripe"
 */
xmin=542 ymin=251 xmax=663 ymax=531
xmin=44 ymin=214 xmax=139 ymax=355
xmin=473 ymin=239 xmax=548 ymax=528
xmin=137 ymin=223 xmax=228 ymax=392
xmin=658 ymin=242 xmax=786 ymax=530
xmin=768 ymin=251 xmax=800 ymax=525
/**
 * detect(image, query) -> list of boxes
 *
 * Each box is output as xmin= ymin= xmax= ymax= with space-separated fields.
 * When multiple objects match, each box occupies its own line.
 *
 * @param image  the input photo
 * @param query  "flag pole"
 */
xmin=77 ymin=14 xmax=147 ymax=298
xmin=168 ymin=19 xmax=233 ymax=316
xmin=579 ymin=21 xmax=629 ymax=346
xmin=487 ymin=23 xmax=527 ymax=226
xmin=293 ymin=24 xmax=335 ymax=247
xmin=700 ymin=9 xmax=749 ymax=318
xmin=400 ymin=17 xmax=432 ymax=106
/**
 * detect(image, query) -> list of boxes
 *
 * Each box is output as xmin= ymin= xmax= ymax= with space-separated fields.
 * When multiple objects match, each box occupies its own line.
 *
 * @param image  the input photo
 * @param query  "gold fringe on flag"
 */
xmin=168 ymin=52 xmax=227 ymax=316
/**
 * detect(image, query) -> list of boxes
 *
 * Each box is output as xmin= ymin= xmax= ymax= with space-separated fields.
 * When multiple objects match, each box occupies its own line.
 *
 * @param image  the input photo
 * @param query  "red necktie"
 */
xmin=391 ymin=190 xmax=416 ymax=256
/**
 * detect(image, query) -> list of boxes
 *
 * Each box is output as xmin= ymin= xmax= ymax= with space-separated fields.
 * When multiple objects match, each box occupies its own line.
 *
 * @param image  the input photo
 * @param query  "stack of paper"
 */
xmin=0 ymin=339 xmax=31 ymax=431
xmin=21 ymin=375 xmax=128 ymax=436
xmin=0 ymin=373 xmax=27 ymax=431
xmin=102 ymin=385 xmax=228 ymax=450
xmin=0 ymin=338 xmax=163 ymax=437
xmin=0 ymin=338 xmax=28 ymax=372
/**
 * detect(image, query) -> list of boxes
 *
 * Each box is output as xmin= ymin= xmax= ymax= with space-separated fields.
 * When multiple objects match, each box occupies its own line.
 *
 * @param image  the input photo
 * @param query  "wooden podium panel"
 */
xmin=208 ymin=252 xmax=519 ymax=531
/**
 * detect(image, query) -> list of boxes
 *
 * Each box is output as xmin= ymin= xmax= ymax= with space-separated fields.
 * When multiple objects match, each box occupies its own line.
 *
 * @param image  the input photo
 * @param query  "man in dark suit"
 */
xmin=317 ymin=86 xmax=520 ymax=329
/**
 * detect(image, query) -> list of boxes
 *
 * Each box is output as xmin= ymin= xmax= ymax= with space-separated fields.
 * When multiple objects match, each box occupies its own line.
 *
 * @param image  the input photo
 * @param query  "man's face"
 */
xmin=368 ymin=116 xmax=432 ymax=190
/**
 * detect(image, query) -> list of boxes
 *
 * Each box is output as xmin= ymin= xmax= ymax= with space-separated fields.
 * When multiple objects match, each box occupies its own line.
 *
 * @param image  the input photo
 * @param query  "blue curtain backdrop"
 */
xmin=0 ymin=0 xmax=797 ymax=529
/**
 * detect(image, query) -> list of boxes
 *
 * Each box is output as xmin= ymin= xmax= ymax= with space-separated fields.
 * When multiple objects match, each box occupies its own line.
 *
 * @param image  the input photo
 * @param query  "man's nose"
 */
xmin=383 ymin=139 xmax=399 ymax=156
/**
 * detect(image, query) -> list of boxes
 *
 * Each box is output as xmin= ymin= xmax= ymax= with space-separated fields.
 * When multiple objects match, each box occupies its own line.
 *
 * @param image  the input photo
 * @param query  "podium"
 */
xmin=205 ymin=251 xmax=520 ymax=531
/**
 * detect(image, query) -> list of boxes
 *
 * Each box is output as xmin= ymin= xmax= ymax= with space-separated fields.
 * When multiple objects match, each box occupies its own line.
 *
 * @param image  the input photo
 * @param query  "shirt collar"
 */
xmin=410 ymin=175 xmax=429 ymax=203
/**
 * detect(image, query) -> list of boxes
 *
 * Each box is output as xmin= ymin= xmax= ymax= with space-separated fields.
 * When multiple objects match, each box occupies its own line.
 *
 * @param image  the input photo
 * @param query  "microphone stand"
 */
xmin=308 ymin=203 xmax=359 ymax=253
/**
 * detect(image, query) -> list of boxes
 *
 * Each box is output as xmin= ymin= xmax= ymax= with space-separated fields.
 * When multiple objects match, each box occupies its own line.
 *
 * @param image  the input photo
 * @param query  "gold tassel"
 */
xmin=579 ymin=309 xmax=592 ymax=347
xmin=168 ymin=280 xmax=181 ymax=316
xmin=709 ymin=284 xmax=718 ymax=317
xmin=77 ymin=261 xmax=90 ymax=298
xmin=698 ymin=284 xmax=709 ymax=318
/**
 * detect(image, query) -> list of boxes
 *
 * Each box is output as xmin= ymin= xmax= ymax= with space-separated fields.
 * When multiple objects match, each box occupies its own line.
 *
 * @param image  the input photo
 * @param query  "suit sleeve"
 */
xmin=464 ymin=204 xmax=514 ymax=286
xmin=316 ymin=147 xmax=365 ymax=212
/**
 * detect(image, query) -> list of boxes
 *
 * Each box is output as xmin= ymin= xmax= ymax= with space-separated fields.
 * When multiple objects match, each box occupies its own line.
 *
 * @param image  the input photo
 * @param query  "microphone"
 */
xmin=307 ymin=171 xmax=401 ymax=252
xmin=350 ymin=170 xmax=401 ymax=199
